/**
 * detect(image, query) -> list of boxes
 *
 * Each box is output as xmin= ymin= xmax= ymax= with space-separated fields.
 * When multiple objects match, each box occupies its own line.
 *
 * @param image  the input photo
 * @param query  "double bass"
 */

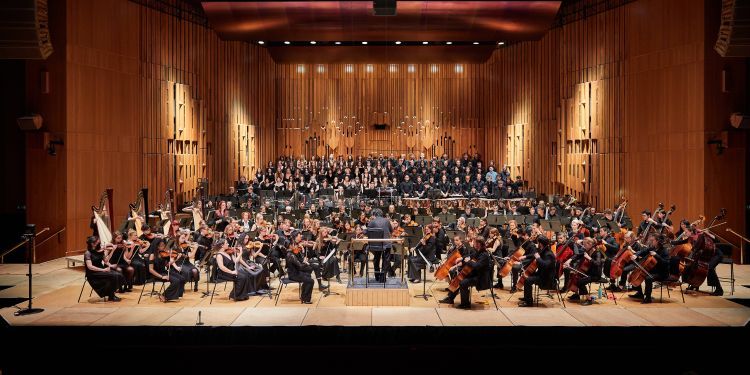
xmin=682 ymin=209 xmax=725 ymax=288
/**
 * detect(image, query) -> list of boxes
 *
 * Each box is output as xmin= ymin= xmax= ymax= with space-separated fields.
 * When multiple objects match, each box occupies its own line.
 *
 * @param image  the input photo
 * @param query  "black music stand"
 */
xmin=413 ymin=248 xmax=432 ymax=301
xmin=15 ymin=224 xmax=44 ymax=316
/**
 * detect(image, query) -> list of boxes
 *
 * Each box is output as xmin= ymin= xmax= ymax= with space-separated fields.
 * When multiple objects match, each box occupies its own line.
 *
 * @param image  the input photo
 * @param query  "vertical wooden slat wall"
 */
xmin=136 ymin=3 xmax=276 ymax=209
xmin=481 ymin=0 xmax=710 ymax=222
xmin=275 ymin=63 xmax=482 ymax=159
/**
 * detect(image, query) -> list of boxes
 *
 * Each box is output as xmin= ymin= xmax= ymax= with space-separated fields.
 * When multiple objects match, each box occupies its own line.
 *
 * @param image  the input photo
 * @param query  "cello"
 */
xmin=613 ymin=197 xmax=628 ymax=247
xmin=434 ymin=243 xmax=462 ymax=281
xmin=670 ymin=216 xmax=704 ymax=275
xmin=564 ymin=244 xmax=594 ymax=294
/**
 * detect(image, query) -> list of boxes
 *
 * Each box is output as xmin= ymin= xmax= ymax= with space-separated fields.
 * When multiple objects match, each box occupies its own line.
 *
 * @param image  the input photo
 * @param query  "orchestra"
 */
xmin=80 ymin=154 xmax=734 ymax=308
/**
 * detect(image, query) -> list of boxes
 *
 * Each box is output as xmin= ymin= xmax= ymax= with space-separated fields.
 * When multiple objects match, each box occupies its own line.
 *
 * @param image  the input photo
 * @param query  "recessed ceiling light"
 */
xmin=422 ymin=41 xmax=428 ymax=45
xmin=498 ymin=41 xmax=505 ymax=45
xmin=362 ymin=41 xmax=368 ymax=45
xmin=310 ymin=41 xmax=317 ymax=45
xmin=284 ymin=41 xmax=290 ymax=45
xmin=473 ymin=42 xmax=479 ymax=45
xmin=258 ymin=41 xmax=265 ymax=45
xmin=335 ymin=41 xmax=341 ymax=45
xmin=446 ymin=41 xmax=452 ymax=45
xmin=395 ymin=41 xmax=401 ymax=45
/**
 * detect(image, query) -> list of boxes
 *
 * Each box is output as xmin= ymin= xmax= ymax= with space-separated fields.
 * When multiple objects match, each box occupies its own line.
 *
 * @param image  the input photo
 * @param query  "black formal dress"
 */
xmin=286 ymin=251 xmax=314 ymax=303
xmin=85 ymin=250 xmax=123 ymax=299
xmin=151 ymin=254 xmax=186 ymax=301
xmin=215 ymin=252 xmax=253 ymax=301
xmin=407 ymin=236 xmax=437 ymax=280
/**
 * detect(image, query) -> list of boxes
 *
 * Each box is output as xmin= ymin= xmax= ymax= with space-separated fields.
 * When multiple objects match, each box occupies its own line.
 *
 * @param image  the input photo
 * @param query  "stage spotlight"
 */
xmin=310 ymin=41 xmax=317 ymax=44
xmin=446 ymin=41 xmax=452 ymax=45
xmin=473 ymin=42 xmax=479 ymax=45
xmin=422 ymin=41 xmax=428 ymax=45
xmin=258 ymin=41 xmax=264 ymax=45
xmin=395 ymin=41 xmax=401 ymax=44
xmin=284 ymin=41 xmax=290 ymax=45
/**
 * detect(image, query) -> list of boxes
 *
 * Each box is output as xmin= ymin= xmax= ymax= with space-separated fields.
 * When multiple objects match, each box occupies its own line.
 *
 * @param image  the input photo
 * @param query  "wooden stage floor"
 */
xmin=1 ymin=257 xmax=749 ymax=328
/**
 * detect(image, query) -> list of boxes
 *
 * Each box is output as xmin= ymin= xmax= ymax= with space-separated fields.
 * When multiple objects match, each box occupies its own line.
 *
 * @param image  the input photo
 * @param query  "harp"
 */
xmin=191 ymin=193 xmax=205 ymax=231
xmin=92 ymin=188 xmax=114 ymax=246
xmin=158 ymin=189 xmax=174 ymax=236
xmin=128 ymin=189 xmax=148 ymax=237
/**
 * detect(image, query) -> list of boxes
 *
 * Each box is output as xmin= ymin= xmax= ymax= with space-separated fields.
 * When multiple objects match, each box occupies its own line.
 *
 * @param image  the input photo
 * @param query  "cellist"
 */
xmin=597 ymin=227 xmax=621 ymax=291
xmin=438 ymin=237 xmax=491 ymax=309
xmin=673 ymin=223 xmax=724 ymax=295
xmin=564 ymin=237 xmax=604 ymax=306
xmin=627 ymin=234 xmax=672 ymax=304
xmin=518 ymin=235 xmax=556 ymax=307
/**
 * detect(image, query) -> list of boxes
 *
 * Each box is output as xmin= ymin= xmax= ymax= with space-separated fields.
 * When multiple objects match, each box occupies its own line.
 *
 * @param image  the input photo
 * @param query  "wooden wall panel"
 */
xmin=482 ymin=0 xmax=746 ymax=256
xmin=275 ymin=63 xmax=482 ymax=159
xmin=29 ymin=0 xmax=276 ymax=261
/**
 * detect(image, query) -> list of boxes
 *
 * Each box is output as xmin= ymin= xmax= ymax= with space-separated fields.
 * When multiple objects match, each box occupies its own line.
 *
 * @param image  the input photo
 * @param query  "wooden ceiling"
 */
xmin=200 ymin=1 xmax=562 ymax=62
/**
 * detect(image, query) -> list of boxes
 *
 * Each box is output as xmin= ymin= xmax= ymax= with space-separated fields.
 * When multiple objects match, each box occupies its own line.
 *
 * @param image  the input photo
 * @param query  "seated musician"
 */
xmin=672 ymin=224 xmax=724 ymax=295
xmin=508 ymin=228 xmax=537 ymax=293
xmin=348 ymin=225 xmax=368 ymax=276
xmin=564 ymin=237 xmax=604 ymax=306
xmin=108 ymin=231 xmax=132 ymax=292
xmin=214 ymin=239 xmax=256 ymax=301
xmin=446 ymin=235 xmax=473 ymax=281
xmin=438 ymin=236 xmax=491 ymax=309
xmin=518 ymin=235 xmax=556 ymax=307
xmin=407 ymin=225 xmax=437 ymax=283
xmin=237 ymin=211 xmax=252 ymax=232
xmin=84 ymin=236 xmax=124 ymax=302
xmin=450 ymin=216 xmax=468 ymax=232
xmin=627 ymin=234 xmax=673 ymax=304
xmin=193 ymin=225 xmax=213 ymax=264
xmin=309 ymin=228 xmax=342 ymax=284
xmin=597 ymin=227 xmax=621 ymax=291
xmin=285 ymin=233 xmax=315 ymax=304
xmin=147 ymin=239 xmax=187 ymax=302
xmin=176 ymin=231 xmax=200 ymax=292
xmin=401 ymin=214 xmax=418 ymax=227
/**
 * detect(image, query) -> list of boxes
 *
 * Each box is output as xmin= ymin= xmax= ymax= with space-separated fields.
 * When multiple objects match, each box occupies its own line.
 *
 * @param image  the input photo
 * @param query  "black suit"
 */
xmin=522 ymin=246 xmax=556 ymax=302
xmin=448 ymin=250 xmax=491 ymax=306
xmin=367 ymin=216 xmax=393 ymax=280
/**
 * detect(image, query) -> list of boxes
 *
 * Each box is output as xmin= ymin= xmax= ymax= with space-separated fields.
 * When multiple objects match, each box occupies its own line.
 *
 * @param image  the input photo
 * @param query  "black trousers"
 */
xmin=289 ymin=273 xmax=314 ymax=302
xmin=510 ymin=263 xmax=523 ymax=287
xmin=576 ymin=275 xmax=600 ymax=296
xmin=447 ymin=276 xmax=480 ymax=306
xmin=523 ymin=275 xmax=543 ymax=302
xmin=707 ymin=251 xmax=723 ymax=288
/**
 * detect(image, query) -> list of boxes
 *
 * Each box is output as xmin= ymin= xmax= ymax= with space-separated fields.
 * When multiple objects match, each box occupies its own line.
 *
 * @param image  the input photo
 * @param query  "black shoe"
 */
xmin=567 ymin=294 xmax=580 ymax=301
xmin=443 ymin=287 xmax=451 ymax=292
xmin=412 ymin=279 xmax=421 ymax=283
xmin=110 ymin=296 xmax=122 ymax=302
xmin=438 ymin=297 xmax=455 ymax=304
xmin=509 ymin=287 xmax=517 ymax=293
xmin=302 ymin=300 xmax=313 ymax=304
xmin=580 ymin=299 xmax=592 ymax=306
xmin=711 ymin=288 xmax=724 ymax=296
xmin=457 ymin=304 xmax=471 ymax=309
xmin=319 ymin=285 xmax=328 ymax=292
xmin=256 ymin=289 xmax=269 ymax=295
xmin=518 ymin=300 xmax=533 ymax=307
xmin=610 ymin=286 xmax=623 ymax=292
xmin=336 ymin=277 xmax=342 ymax=283
xmin=559 ymin=287 xmax=568 ymax=293
xmin=641 ymin=297 xmax=652 ymax=304
xmin=628 ymin=292 xmax=644 ymax=299
xmin=493 ymin=282 xmax=504 ymax=289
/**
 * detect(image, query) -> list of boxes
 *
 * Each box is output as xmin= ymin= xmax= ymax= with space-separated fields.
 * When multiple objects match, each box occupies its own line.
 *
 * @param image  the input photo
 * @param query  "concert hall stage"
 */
xmin=3 ymin=257 xmax=749 ymax=328
xmin=1 ymin=258 xmax=749 ymax=372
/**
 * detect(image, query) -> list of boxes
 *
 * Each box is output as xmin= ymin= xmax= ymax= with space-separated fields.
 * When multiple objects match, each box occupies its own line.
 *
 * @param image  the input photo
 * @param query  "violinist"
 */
xmin=309 ymin=228 xmax=342 ymax=284
xmin=477 ymin=218 xmax=490 ymax=239
xmin=125 ymin=229 xmax=149 ymax=285
xmin=108 ymin=231 xmax=132 ymax=292
xmin=84 ymin=236 xmax=124 ymax=302
xmin=388 ymin=220 xmax=406 ymax=276
xmin=564 ymin=237 xmax=604 ymax=306
xmin=432 ymin=216 xmax=448 ymax=261
xmin=518 ymin=235 xmax=556 ymax=307
xmin=487 ymin=228 xmax=505 ymax=289
xmin=210 ymin=200 xmax=229 ymax=231
xmin=407 ymin=225 xmax=437 ymax=283
xmin=627 ymin=234 xmax=671 ymax=304
xmin=214 ymin=240 xmax=254 ymax=301
xmin=438 ymin=236 xmax=491 ymax=309
xmin=176 ymin=231 xmax=200 ymax=292
xmin=401 ymin=214 xmax=418 ymax=227
xmin=193 ymin=225 xmax=213 ymax=264
xmin=147 ymin=239 xmax=187 ymax=302
xmin=285 ymin=233 xmax=315 ymax=304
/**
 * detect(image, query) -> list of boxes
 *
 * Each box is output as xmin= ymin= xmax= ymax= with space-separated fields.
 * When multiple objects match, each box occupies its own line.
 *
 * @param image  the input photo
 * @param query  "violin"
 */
xmin=158 ymin=248 xmax=182 ymax=260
